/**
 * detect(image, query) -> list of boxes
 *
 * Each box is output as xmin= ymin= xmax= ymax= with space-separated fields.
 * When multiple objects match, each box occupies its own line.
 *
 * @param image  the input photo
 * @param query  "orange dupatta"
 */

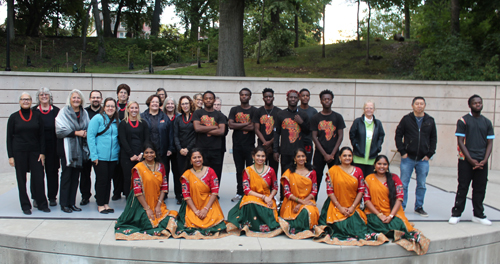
xmin=279 ymin=169 xmax=319 ymax=229
xmin=181 ymin=169 xmax=225 ymax=229
xmin=364 ymin=174 xmax=414 ymax=232
xmin=240 ymin=167 xmax=279 ymax=221
xmin=132 ymin=162 xmax=177 ymax=228
xmin=325 ymin=166 xmax=367 ymax=224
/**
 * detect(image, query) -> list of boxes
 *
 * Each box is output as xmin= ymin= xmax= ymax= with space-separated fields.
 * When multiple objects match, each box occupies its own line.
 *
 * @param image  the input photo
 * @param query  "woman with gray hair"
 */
xmin=7 ymin=92 xmax=50 ymax=215
xmin=56 ymin=89 xmax=90 ymax=213
xmin=33 ymin=87 xmax=60 ymax=207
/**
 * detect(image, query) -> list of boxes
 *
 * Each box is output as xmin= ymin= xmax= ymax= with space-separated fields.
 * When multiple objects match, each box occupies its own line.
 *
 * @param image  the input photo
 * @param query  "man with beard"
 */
xmin=449 ymin=95 xmax=494 ymax=226
xmin=228 ymin=88 xmax=257 ymax=202
xmin=254 ymin=88 xmax=281 ymax=176
xmin=80 ymin=90 xmax=102 ymax=206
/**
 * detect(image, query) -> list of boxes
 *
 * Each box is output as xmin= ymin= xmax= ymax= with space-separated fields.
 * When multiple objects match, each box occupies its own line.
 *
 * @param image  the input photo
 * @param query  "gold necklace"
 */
xmin=254 ymin=164 xmax=264 ymax=174
xmin=145 ymin=161 xmax=155 ymax=171
xmin=193 ymin=166 xmax=203 ymax=173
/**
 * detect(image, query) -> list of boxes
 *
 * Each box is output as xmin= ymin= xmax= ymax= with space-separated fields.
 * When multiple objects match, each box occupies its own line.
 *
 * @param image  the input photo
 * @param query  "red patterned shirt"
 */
xmin=181 ymin=167 xmax=220 ymax=198
xmin=242 ymin=167 xmax=278 ymax=195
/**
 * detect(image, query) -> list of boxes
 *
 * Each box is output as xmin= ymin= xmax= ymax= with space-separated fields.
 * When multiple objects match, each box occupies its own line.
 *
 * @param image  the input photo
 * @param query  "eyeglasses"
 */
xmin=105 ymin=105 xmax=116 ymax=108
xmin=20 ymin=98 xmax=32 ymax=102
xmin=180 ymin=102 xmax=190 ymax=106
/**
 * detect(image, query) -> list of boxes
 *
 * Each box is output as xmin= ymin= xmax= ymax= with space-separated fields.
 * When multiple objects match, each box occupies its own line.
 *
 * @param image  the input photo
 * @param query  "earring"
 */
xmin=294 ymin=161 xmax=296 ymax=164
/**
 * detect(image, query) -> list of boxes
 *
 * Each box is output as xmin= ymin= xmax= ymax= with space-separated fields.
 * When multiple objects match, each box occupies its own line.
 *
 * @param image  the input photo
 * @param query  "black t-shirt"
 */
xmin=310 ymin=111 xmax=346 ymax=154
xmin=228 ymin=105 xmax=257 ymax=149
xmin=253 ymin=106 xmax=282 ymax=145
xmin=85 ymin=106 xmax=101 ymax=120
xmin=118 ymin=120 xmax=150 ymax=158
xmin=273 ymin=107 xmax=310 ymax=155
xmin=455 ymin=113 xmax=495 ymax=161
xmin=301 ymin=106 xmax=318 ymax=147
xmin=193 ymin=108 xmax=227 ymax=150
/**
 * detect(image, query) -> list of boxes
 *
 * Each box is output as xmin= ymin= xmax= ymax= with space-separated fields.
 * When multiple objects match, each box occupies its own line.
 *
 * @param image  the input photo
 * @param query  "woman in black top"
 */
xmin=173 ymin=96 xmax=196 ymax=204
xmin=162 ymin=96 xmax=179 ymax=202
xmin=33 ymin=87 xmax=60 ymax=207
xmin=119 ymin=101 xmax=150 ymax=198
xmin=7 ymin=92 xmax=50 ymax=215
xmin=56 ymin=89 xmax=90 ymax=213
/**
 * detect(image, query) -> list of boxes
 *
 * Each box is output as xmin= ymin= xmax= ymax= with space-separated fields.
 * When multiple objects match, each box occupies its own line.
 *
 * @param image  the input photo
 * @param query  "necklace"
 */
xmin=129 ymin=119 xmax=139 ymax=128
xmin=76 ymin=112 xmax=80 ymax=118
xmin=145 ymin=161 xmax=155 ymax=172
xmin=19 ymin=109 xmax=32 ymax=122
xmin=39 ymin=105 xmax=51 ymax=115
xmin=264 ymin=106 xmax=274 ymax=117
xmin=193 ymin=166 xmax=203 ymax=173
xmin=254 ymin=164 xmax=265 ymax=174
xmin=183 ymin=113 xmax=192 ymax=124
xmin=117 ymin=101 xmax=126 ymax=112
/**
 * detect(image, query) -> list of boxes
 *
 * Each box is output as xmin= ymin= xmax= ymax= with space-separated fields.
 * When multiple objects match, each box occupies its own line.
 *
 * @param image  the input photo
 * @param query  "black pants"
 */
xmin=43 ymin=145 xmax=59 ymax=201
xmin=279 ymin=154 xmax=295 ymax=201
xmin=164 ymin=152 xmax=181 ymax=198
xmin=313 ymin=151 xmax=336 ymax=197
xmin=233 ymin=147 xmax=254 ymax=196
xmin=59 ymin=157 xmax=81 ymax=208
xmin=451 ymin=160 xmax=488 ymax=218
xmin=112 ymin=158 xmax=124 ymax=197
xmin=202 ymin=149 xmax=223 ymax=183
xmin=80 ymin=160 xmax=93 ymax=200
xmin=352 ymin=163 xmax=374 ymax=178
xmin=15 ymin=151 xmax=48 ymax=210
xmin=94 ymin=161 xmax=117 ymax=206
xmin=120 ymin=157 xmax=138 ymax=198
xmin=176 ymin=152 xmax=190 ymax=200
xmin=304 ymin=144 xmax=314 ymax=167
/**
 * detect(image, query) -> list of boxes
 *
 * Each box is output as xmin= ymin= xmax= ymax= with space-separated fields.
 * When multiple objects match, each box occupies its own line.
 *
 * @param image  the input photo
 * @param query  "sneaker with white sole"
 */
xmin=414 ymin=207 xmax=429 ymax=217
xmin=448 ymin=216 xmax=460 ymax=225
xmin=231 ymin=194 xmax=242 ymax=202
xmin=472 ymin=216 xmax=492 ymax=226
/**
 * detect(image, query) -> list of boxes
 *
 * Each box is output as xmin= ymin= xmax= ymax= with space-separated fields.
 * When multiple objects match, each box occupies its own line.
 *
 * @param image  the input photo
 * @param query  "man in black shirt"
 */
xmin=449 ymin=95 xmax=494 ymax=226
xmin=311 ymin=90 xmax=345 ymax=195
xmin=193 ymin=91 xmax=227 ymax=183
xmin=80 ymin=90 xmax=102 ymax=206
xmin=299 ymin=88 xmax=318 ymax=163
xmin=228 ymin=88 xmax=256 ymax=202
xmin=254 ymin=88 xmax=281 ymax=175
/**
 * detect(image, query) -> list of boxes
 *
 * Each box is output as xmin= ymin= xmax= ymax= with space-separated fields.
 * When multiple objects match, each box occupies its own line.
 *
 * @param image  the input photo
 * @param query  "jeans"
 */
xmin=400 ymin=157 xmax=429 ymax=210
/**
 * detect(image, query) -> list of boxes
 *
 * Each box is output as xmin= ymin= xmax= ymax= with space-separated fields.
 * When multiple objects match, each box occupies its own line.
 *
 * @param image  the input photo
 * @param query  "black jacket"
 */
xmin=349 ymin=115 xmax=385 ymax=159
xmin=395 ymin=112 xmax=437 ymax=160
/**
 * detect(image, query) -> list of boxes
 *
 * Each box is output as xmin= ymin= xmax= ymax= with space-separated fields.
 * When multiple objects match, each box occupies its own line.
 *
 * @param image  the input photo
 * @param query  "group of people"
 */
xmin=6 ymin=83 xmax=494 ymax=255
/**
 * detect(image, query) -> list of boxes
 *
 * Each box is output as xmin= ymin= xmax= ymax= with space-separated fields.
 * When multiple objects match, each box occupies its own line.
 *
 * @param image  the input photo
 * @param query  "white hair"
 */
xmin=35 ymin=87 xmax=53 ymax=105
xmin=66 ymin=89 xmax=86 ymax=107
xmin=18 ymin=92 xmax=31 ymax=101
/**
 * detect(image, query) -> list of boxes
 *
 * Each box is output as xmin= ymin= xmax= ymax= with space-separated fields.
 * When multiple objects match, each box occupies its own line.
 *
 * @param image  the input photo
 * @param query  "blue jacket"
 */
xmin=87 ymin=114 xmax=120 ymax=162
xmin=140 ymin=109 xmax=174 ymax=157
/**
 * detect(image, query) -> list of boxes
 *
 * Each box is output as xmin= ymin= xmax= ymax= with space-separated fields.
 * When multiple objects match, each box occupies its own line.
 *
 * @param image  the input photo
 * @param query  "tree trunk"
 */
xmin=322 ymin=5 xmax=325 ymax=58
xmin=7 ymin=0 xmax=14 ymax=40
xmin=216 ymin=0 xmax=245 ymax=76
xmin=451 ymin=0 xmax=460 ymax=35
xmin=294 ymin=2 xmax=299 ymax=48
xmin=366 ymin=1 xmax=371 ymax=65
xmin=404 ymin=0 xmax=410 ymax=39
xmin=257 ymin=0 xmax=265 ymax=64
xmin=357 ymin=0 xmax=360 ymax=47
xmin=102 ymin=0 xmax=113 ymax=37
xmin=82 ymin=4 xmax=92 ymax=51
xmin=151 ymin=0 xmax=162 ymax=37
xmin=113 ymin=0 xmax=125 ymax=37
xmin=92 ymin=0 xmax=106 ymax=61
xmin=189 ymin=14 xmax=201 ymax=42
xmin=270 ymin=5 xmax=280 ymax=29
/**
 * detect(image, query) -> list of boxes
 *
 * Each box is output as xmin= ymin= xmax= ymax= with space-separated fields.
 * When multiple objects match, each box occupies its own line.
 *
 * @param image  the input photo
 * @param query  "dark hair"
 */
xmin=203 ymin=90 xmax=215 ymax=99
xmin=145 ymin=94 xmax=161 ymax=107
xmin=468 ymin=94 xmax=482 ymax=106
xmin=251 ymin=146 xmax=267 ymax=158
xmin=116 ymin=84 xmax=131 ymax=96
xmin=186 ymin=148 xmax=205 ymax=170
xmin=89 ymin=90 xmax=102 ymax=99
xmin=156 ymin=88 xmax=167 ymax=95
xmin=240 ymin=88 xmax=252 ymax=96
xmin=412 ymin=96 xmax=426 ymax=105
xmin=142 ymin=141 xmax=160 ymax=162
xmin=374 ymin=155 xmax=397 ymax=210
xmin=299 ymin=88 xmax=310 ymax=95
xmin=290 ymin=148 xmax=313 ymax=173
xmin=100 ymin=97 xmax=120 ymax=125
xmin=178 ymin=95 xmax=196 ymax=114
xmin=338 ymin=146 xmax=353 ymax=165
xmin=262 ymin=88 xmax=274 ymax=95
xmin=286 ymin=90 xmax=299 ymax=97
xmin=319 ymin=89 xmax=334 ymax=100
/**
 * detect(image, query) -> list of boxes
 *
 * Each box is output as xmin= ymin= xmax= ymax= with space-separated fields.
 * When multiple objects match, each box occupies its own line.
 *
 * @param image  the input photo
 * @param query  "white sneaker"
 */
xmin=231 ymin=194 xmax=242 ymax=202
xmin=472 ymin=216 xmax=492 ymax=226
xmin=448 ymin=216 xmax=460 ymax=225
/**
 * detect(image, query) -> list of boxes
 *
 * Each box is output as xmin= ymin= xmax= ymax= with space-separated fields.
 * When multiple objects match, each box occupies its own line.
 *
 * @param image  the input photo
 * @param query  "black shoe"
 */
xmin=415 ymin=207 xmax=429 ymax=217
xmin=23 ymin=209 xmax=32 ymax=215
xmin=163 ymin=193 xmax=169 ymax=201
xmin=176 ymin=199 xmax=182 ymax=205
xmin=61 ymin=206 xmax=73 ymax=213
xmin=111 ymin=194 xmax=121 ymax=201
xmin=98 ymin=208 xmax=109 ymax=214
xmin=106 ymin=208 xmax=114 ymax=213
xmin=39 ymin=207 xmax=51 ymax=213
xmin=32 ymin=199 xmax=38 ymax=208
xmin=70 ymin=205 xmax=82 ymax=212
xmin=80 ymin=198 xmax=89 ymax=206
xmin=49 ymin=199 xmax=57 ymax=207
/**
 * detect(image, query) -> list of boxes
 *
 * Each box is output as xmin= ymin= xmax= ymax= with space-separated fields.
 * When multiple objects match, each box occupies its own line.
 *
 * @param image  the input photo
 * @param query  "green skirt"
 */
xmin=227 ymin=199 xmax=281 ymax=233
xmin=366 ymin=214 xmax=420 ymax=242
xmin=115 ymin=194 xmax=173 ymax=240
xmin=174 ymin=200 xmax=227 ymax=237
xmin=280 ymin=209 xmax=311 ymax=234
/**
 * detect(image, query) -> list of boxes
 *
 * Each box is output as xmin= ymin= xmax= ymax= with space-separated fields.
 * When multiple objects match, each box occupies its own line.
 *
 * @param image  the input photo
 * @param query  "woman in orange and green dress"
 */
xmin=364 ymin=155 xmax=430 ymax=255
xmin=315 ymin=147 xmax=387 ymax=246
xmin=227 ymin=146 xmax=282 ymax=237
xmin=279 ymin=148 xmax=321 ymax=239
xmin=115 ymin=142 xmax=178 ymax=240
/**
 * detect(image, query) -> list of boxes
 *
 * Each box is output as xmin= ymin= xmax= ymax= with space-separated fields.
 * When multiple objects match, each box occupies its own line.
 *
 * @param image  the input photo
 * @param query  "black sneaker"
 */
xmin=111 ymin=194 xmax=121 ymax=201
xmin=49 ymin=199 xmax=57 ymax=207
xmin=415 ymin=207 xmax=429 ymax=217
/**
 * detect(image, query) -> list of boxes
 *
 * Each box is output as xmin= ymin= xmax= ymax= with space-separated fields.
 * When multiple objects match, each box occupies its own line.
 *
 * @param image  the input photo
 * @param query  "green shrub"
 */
xmin=255 ymin=29 xmax=296 ymax=61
